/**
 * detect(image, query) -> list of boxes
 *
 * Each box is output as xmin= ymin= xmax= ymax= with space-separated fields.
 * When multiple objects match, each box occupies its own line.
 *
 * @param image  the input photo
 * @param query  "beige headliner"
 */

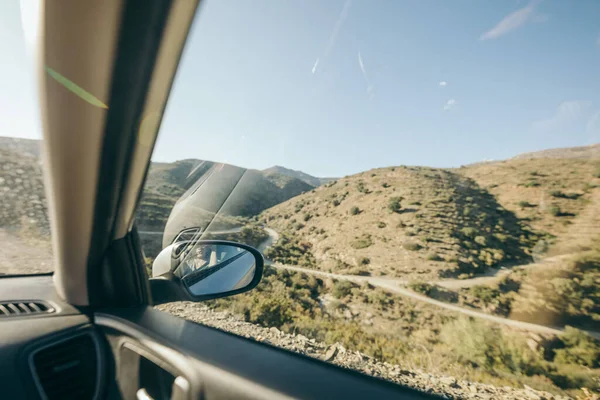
xmin=39 ymin=0 xmax=199 ymax=305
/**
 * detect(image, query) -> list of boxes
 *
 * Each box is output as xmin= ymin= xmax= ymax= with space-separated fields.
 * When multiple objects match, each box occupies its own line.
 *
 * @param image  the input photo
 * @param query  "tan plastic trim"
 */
xmin=113 ymin=0 xmax=200 ymax=238
xmin=39 ymin=0 xmax=124 ymax=305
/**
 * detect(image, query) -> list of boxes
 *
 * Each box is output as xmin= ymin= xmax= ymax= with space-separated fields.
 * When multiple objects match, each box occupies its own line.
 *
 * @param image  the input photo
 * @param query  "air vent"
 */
xmin=0 ymin=301 xmax=54 ymax=317
xmin=31 ymin=333 xmax=99 ymax=400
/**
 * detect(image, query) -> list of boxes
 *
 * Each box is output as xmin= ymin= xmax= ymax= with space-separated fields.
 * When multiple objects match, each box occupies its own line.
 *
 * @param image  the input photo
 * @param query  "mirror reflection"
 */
xmin=175 ymin=243 xmax=257 ymax=296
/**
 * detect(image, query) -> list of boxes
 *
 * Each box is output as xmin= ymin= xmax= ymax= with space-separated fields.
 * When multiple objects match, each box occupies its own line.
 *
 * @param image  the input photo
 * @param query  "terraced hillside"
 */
xmin=261 ymin=166 xmax=539 ymax=280
xmin=458 ymin=158 xmax=600 ymax=254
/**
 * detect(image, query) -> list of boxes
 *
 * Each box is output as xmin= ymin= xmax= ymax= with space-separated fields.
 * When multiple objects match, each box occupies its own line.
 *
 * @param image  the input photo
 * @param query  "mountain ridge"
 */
xmin=262 ymin=165 xmax=336 ymax=187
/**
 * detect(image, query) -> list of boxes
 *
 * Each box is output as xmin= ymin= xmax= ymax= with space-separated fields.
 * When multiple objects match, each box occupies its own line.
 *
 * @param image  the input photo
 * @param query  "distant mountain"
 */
xmin=0 ymin=138 xmax=315 ymax=256
xmin=262 ymin=165 xmax=335 ymax=187
xmin=512 ymin=143 xmax=600 ymax=160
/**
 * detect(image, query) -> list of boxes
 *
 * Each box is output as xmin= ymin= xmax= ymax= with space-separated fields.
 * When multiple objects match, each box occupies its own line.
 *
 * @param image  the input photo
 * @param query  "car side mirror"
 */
xmin=149 ymin=239 xmax=264 ymax=305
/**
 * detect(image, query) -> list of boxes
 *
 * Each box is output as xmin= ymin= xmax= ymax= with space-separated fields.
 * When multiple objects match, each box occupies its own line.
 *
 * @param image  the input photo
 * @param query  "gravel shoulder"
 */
xmin=158 ymin=302 xmax=570 ymax=400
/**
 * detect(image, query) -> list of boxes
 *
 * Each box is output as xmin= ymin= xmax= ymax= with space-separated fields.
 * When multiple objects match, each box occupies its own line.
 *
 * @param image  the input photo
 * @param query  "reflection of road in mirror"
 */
xmin=185 ymin=251 xmax=256 ymax=296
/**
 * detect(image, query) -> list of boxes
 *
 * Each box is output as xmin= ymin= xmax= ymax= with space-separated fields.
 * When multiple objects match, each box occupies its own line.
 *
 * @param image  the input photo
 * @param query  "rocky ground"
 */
xmin=158 ymin=302 xmax=573 ymax=400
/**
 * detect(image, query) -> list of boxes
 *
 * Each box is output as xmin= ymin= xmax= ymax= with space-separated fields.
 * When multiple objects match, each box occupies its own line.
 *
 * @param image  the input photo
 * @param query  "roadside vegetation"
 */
xmin=208 ymin=267 xmax=600 ymax=396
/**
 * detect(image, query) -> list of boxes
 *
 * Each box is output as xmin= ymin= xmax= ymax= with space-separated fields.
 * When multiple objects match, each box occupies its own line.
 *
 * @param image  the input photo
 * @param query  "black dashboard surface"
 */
xmin=0 ymin=275 xmax=90 ymax=399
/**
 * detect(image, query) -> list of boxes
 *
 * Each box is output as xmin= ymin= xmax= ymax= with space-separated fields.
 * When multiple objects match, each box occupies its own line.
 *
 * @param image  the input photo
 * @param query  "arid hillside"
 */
xmin=457 ymin=158 xmax=600 ymax=254
xmin=261 ymin=166 xmax=539 ymax=280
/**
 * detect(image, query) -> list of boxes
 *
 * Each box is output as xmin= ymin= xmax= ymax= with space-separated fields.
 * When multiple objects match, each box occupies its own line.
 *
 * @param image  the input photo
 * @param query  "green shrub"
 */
xmin=333 ymin=280 xmax=356 ymax=299
xmin=357 ymin=181 xmax=367 ymax=193
xmin=403 ymin=242 xmax=422 ymax=251
xmin=474 ymin=236 xmax=487 ymax=246
xmin=554 ymin=327 xmax=600 ymax=368
xmin=426 ymin=253 xmax=443 ymax=261
xmin=381 ymin=182 xmax=390 ymax=188
xmin=550 ymin=190 xmax=564 ymax=198
xmin=388 ymin=197 xmax=403 ymax=213
xmin=524 ymin=180 xmax=541 ymax=188
xmin=377 ymin=221 xmax=386 ymax=228
xmin=408 ymin=281 xmax=432 ymax=295
xmin=351 ymin=235 xmax=373 ymax=249
xmin=550 ymin=191 xmax=580 ymax=200
xmin=518 ymin=201 xmax=534 ymax=208
xmin=460 ymin=227 xmax=477 ymax=238
xmin=303 ymin=213 xmax=312 ymax=222
xmin=350 ymin=206 xmax=361 ymax=215
xmin=441 ymin=318 xmax=546 ymax=375
xmin=549 ymin=205 xmax=562 ymax=217
xmin=332 ymin=199 xmax=341 ymax=206
xmin=358 ymin=257 xmax=371 ymax=265
xmin=469 ymin=285 xmax=501 ymax=306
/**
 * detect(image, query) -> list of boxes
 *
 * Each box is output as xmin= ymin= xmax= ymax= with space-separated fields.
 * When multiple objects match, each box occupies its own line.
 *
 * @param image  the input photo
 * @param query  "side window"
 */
xmin=0 ymin=2 xmax=54 ymax=276
xmin=139 ymin=1 xmax=600 ymax=399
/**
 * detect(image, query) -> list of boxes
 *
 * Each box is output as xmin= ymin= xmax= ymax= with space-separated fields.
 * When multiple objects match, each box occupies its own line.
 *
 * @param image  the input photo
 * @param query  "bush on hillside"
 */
xmin=333 ymin=280 xmax=356 ymax=299
xmin=351 ymin=235 xmax=373 ymax=249
xmin=525 ymin=180 xmax=541 ymax=187
xmin=426 ymin=253 xmax=443 ymax=261
xmin=350 ymin=206 xmax=361 ymax=215
xmin=358 ymin=257 xmax=371 ymax=265
xmin=549 ymin=205 xmax=562 ymax=217
xmin=403 ymin=242 xmax=422 ymax=251
xmin=554 ymin=327 xmax=600 ymax=368
xmin=388 ymin=197 xmax=403 ymax=213
xmin=357 ymin=181 xmax=368 ymax=193
xmin=518 ymin=201 xmax=535 ymax=208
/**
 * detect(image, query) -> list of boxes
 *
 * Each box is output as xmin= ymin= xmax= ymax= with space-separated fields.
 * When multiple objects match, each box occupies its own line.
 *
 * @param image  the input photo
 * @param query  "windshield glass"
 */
xmin=0 ymin=1 xmax=53 ymax=275
xmin=141 ymin=1 xmax=600 ymax=397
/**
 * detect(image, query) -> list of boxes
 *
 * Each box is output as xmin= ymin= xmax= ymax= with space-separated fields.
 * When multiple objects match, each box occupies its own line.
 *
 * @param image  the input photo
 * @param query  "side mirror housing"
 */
xmin=149 ymin=239 xmax=264 ymax=305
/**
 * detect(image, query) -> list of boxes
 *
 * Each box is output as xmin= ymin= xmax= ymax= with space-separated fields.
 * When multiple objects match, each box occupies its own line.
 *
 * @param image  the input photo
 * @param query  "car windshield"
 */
xmin=3 ymin=0 xmax=600 ymax=398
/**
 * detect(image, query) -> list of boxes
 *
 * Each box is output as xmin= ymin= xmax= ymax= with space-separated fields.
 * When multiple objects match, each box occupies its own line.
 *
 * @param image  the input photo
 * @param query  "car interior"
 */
xmin=0 ymin=1 xmax=438 ymax=399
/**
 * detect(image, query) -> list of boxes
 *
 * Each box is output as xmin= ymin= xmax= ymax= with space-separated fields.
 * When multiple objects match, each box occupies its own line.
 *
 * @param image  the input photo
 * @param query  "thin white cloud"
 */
xmin=443 ymin=98 xmax=456 ymax=111
xmin=358 ymin=51 xmax=373 ymax=95
xmin=480 ymin=0 xmax=539 ymax=41
xmin=312 ymin=0 xmax=351 ymax=74
xmin=439 ymin=81 xmax=447 ymax=87
xmin=533 ymin=100 xmax=590 ymax=131
xmin=311 ymin=58 xmax=320 ymax=74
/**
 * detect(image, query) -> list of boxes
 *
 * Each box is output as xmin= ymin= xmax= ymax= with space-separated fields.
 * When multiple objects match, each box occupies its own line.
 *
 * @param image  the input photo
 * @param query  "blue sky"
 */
xmin=2 ymin=1 xmax=600 ymax=177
